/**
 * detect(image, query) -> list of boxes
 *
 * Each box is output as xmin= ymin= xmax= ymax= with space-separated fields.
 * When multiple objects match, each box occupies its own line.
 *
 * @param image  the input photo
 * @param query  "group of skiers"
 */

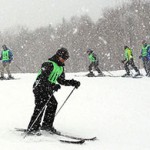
xmin=27 ymin=41 xmax=150 ymax=135
xmin=1 ymin=40 xmax=150 ymax=136
xmin=86 ymin=40 xmax=150 ymax=77
xmin=0 ymin=44 xmax=14 ymax=80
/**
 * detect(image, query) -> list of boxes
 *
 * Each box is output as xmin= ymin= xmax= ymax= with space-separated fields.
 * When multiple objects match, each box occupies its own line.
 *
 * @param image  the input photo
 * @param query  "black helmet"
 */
xmin=142 ymin=40 xmax=147 ymax=45
xmin=124 ymin=46 xmax=129 ymax=49
xmin=2 ymin=44 xmax=7 ymax=50
xmin=56 ymin=47 xmax=69 ymax=60
xmin=87 ymin=48 xmax=93 ymax=53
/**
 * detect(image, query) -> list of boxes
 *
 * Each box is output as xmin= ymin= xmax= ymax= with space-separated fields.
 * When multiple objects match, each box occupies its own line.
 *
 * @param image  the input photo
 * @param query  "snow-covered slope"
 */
xmin=0 ymin=70 xmax=150 ymax=150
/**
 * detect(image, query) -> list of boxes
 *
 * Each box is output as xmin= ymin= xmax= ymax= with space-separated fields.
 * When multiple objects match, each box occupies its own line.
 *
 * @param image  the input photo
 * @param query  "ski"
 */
xmin=55 ymin=132 xmax=97 ymax=141
xmin=0 ymin=77 xmax=20 ymax=80
xmin=15 ymin=128 xmax=27 ymax=132
xmin=15 ymin=128 xmax=85 ymax=144
xmin=122 ymin=75 xmax=143 ymax=78
xmin=15 ymin=128 xmax=96 ymax=141
xmin=75 ymin=74 xmax=120 ymax=78
xmin=59 ymin=139 xmax=85 ymax=144
xmin=132 ymin=76 xmax=143 ymax=78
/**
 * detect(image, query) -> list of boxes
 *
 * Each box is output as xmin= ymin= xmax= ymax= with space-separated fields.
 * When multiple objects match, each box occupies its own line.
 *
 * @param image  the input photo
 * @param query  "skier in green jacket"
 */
xmin=87 ymin=49 xmax=103 ymax=77
xmin=0 ymin=45 xmax=14 ymax=80
xmin=27 ymin=47 xmax=80 ymax=135
xmin=139 ymin=40 xmax=150 ymax=75
xmin=122 ymin=46 xmax=140 ymax=77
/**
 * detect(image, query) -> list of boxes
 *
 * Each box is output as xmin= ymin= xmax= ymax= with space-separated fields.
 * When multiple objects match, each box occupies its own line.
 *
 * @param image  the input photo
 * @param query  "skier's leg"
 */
xmin=1 ymin=62 xmax=5 ymax=78
xmin=88 ymin=63 xmax=93 ymax=73
xmin=5 ymin=62 xmax=12 ymax=78
xmin=41 ymin=95 xmax=58 ymax=130
xmin=146 ymin=61 xmax=150 ymax=76
xmin=143 ymin=57 xmax=148 ymax=74
xmin=94 ymin=62 xmax=103 ymax=75
xmin=87 ymin=63 xmax=95 ymax=76
xmin=130 ymin=60 xmax=140 ymax=75
xmin=124 ymin=62 xmax=130 ymax=75
xmin=27 ymin=91 xmax=47 ymax=132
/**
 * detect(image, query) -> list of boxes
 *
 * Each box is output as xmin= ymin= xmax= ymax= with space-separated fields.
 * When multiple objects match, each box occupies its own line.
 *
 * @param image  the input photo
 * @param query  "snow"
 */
xmin=0 ymin=70 xmax=150 ymax=150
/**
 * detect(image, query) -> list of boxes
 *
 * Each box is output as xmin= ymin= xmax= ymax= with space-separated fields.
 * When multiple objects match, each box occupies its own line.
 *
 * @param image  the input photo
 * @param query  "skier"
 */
xmin=122 ymin=46 xmax=140 ymax=77
xmin=139 ymin=40 xmax=150 ymax=75
xmin=0 ymin=44 xmax=13 ymax=79
xmin=27 ymin=47 xmax=80 ymax=135
xmin=86 ymin=49 xmax=104 ymax=77
xmin=145 ymin=43 xmax=150 ymax=77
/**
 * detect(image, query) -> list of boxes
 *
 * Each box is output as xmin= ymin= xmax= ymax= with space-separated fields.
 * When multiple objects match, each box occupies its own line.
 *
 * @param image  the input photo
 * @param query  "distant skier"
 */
xmin=86 ymin=49 xmax=104 ymax=77
xmin=27 ymin=47 xmax=80 ymax=135
xmin=0 ymin=44 xmax=13 ymax=79
xmin=139 ymin=40 xmax=150 ymax=75
xmin=144 ymin=41 xmax=150 ymax=77
xmin=122 ymin=46 xmax=140 ymax=77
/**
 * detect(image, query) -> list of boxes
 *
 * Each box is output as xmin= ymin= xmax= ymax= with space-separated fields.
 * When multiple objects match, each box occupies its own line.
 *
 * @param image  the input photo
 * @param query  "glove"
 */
xmin=121 ymin=60 xmax=125 ymax=63
xmin=139 ymin=55 xmax=142 ymax=59
xmin=70 ymin=79 xmax=80 ymax=89
xmin=52 ymin=84 xmax=61 ymax=91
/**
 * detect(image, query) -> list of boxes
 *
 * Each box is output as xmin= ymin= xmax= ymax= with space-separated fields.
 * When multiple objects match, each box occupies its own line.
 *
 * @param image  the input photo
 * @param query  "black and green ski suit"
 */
xmin=27 ymin=55 xmax=79 ymax=132
xmin=123 ymin=48 xmax=139 ymax=75
xmin=88 ymin=52 xmax=102 ymax=74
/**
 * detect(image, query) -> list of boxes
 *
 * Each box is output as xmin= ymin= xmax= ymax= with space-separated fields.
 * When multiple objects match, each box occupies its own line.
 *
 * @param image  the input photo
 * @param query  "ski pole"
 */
xmin=105 ymin=70 xmax=114 ymax=76
xmin=55 ymin=87 xmax=76 ymax=117
xmin=24 ymin=92 xmax=55 ymax=138
xmin=14 ymin=64 xmax=24 ymax=73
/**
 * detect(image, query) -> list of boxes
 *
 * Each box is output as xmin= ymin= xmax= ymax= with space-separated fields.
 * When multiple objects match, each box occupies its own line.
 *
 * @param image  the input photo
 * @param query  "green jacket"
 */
xmin=38 ymin=60 xmax=63 ymax=84
xmin=88 ymin=53 xmax=96 ymax=62
xmin=124 ymin=48 xmax=133 ymax=61
xmin=141 ymin=44 xmax=150 ymax=57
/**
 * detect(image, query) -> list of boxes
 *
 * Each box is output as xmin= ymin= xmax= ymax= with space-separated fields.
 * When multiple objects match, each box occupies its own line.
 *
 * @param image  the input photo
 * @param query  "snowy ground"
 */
xmin=0 ymin=70 xmax=150 ymax=150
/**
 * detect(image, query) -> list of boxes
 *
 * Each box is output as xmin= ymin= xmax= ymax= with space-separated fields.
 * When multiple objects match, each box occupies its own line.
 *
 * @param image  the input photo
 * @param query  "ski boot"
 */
xmin=134 ymin=71 xmax=141 ymax=77
xmin=0 ymin=76 xmax=6 ymax=80
xmin=146 ymin=72 xmax=150 ymax=77
xmin=7 ymin=75 xmax=14 ymax=80
xmin=27 ymin=129 xmax=42 ymax=136
xmin=41 ymin=126 xmax=61 ymax=135
xmin=87 ymin=72 xmax=95 ymax=77
xmin=97 ymin=73 xmax=105 ymax=77
xmin=122 ymin=73 xmax=131 ymax=77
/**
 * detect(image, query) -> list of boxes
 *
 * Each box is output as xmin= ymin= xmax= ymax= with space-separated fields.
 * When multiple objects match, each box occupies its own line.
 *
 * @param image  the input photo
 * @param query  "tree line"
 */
xmin=0 ymin=0 xmax=149 ymax=73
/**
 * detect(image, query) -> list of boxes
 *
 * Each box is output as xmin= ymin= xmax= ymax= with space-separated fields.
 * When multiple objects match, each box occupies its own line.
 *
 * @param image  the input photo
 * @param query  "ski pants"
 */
xmin=146 ymin=61 xmax=150 ymax=76
xmin=142 ymin=56 xmax=148 ymax=74
xmin=0 ymin=62 xmax=11 ymax=77
xmin=88 ymin=61 xmax=102 ymax=74
xmin=27 ymin=87 xmax=57 ymax=131
xmin=124 ymin=58 xmax=139 ymax=74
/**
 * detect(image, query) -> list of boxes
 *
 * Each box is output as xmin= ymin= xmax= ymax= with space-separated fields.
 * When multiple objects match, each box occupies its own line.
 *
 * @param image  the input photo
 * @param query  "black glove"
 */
xmin=70 ymin=79 xmax=80 ymax=89
xmin=121 ymin=60 xmax=125 ymax=63
xmin=52 ymin=84 xmax=61 ymax=91
xmin=139 ymin=55 xmax=142 ymax=59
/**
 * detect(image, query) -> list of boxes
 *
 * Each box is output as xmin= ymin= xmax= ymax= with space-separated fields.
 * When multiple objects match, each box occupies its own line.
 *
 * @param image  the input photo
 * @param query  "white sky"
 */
xmin=0 ymin=0 xmax=127 ymax=31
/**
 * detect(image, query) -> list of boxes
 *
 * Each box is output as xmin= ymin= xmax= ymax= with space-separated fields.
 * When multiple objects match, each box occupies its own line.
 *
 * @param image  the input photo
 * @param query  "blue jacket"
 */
xmin=147 ymin=46 xmax=150 ymax=61
xmin=141 ymin=44 xmax=150 ymax=61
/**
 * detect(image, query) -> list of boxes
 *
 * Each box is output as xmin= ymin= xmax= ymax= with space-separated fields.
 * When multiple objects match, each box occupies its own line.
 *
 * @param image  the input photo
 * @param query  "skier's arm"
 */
xmin=37 ymin=62 xmax=54 ymax=84
xmin=57 ymin=72 xmax=72 ymax=86
xmin=9 ymin=50 xmax=13 ymax=62
xmin=0 ymin=52 xmax=2 ymax=60
xmin=57 ymin=72 xmax=80 ymax=88
xmin=147 ymin=46 xmax=150 ymax=53
xmin=92 ymin=53 xmax=97 ymax=61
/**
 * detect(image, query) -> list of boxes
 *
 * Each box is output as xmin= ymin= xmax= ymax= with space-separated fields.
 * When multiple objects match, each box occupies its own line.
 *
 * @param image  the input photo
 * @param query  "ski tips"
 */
xmin=60 ymin=139 xmax=85 ymax=144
